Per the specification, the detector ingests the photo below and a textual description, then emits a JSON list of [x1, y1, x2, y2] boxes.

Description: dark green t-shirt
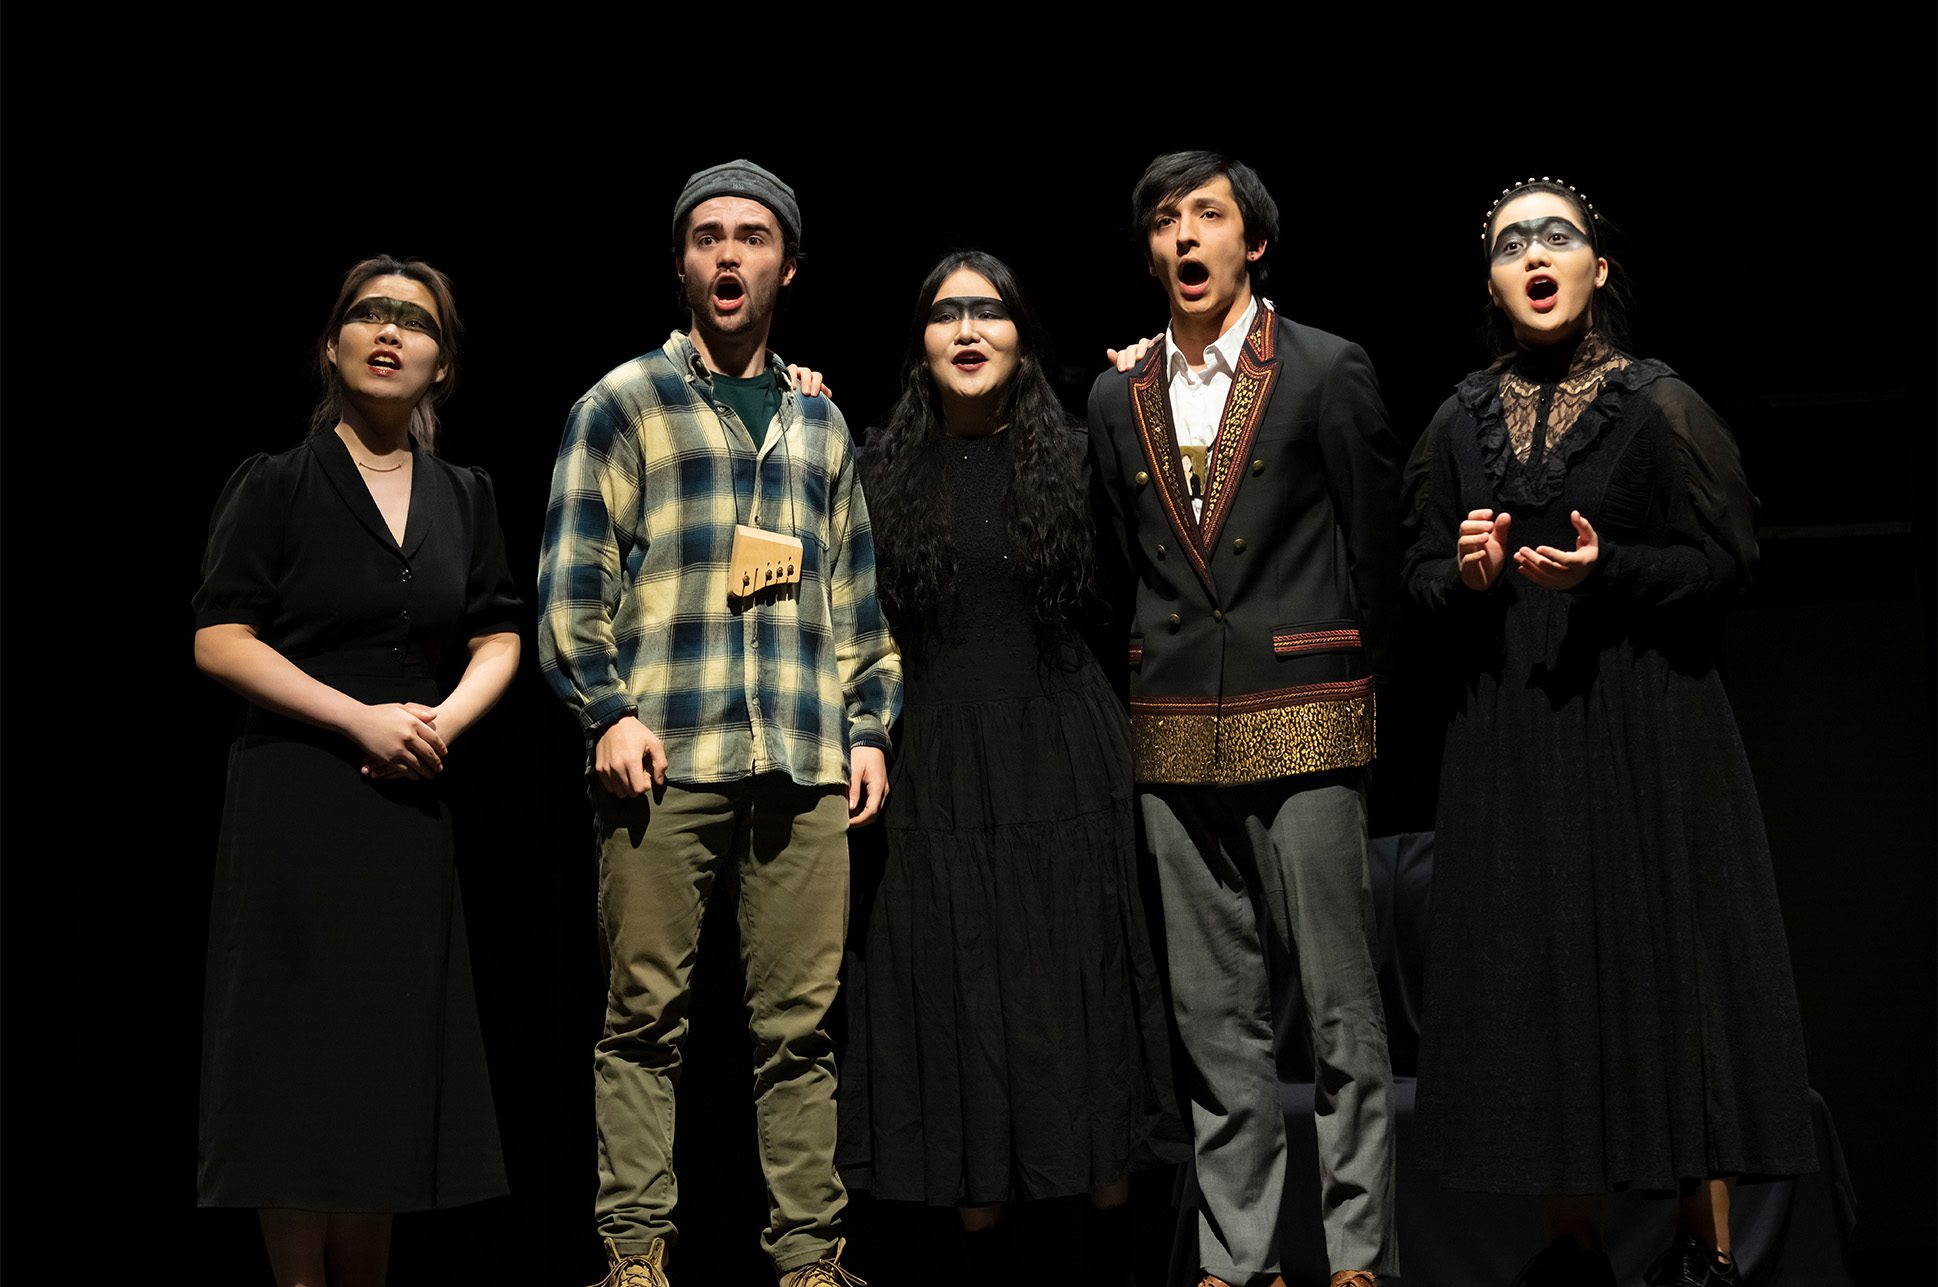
[[709, 370, 780, 445]]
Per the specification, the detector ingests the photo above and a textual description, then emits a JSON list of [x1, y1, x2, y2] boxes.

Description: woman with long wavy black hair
[[838, 250, 1184, 1277]]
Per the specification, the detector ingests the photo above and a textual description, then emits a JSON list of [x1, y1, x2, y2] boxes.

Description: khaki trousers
[[592, 774, 850, 1274]]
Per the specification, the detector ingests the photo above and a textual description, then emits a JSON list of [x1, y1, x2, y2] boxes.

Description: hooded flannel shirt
[[538, 331, 901, 788]]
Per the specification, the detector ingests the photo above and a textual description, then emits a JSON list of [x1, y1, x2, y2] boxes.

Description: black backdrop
[[4, 25, 1933, 1284]]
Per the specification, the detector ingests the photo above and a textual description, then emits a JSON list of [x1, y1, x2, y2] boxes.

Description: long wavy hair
[[862, 250, 1094, 653], [307, 255, 461, 452], [1480, 179, 1633, 361]]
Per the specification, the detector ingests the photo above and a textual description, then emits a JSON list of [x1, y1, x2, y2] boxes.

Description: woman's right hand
[[1457, 509, 1513, 591], [350, 702, 448, 780]]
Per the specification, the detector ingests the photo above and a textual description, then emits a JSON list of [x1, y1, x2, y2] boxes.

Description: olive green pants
[[592, 774, 850, 1274]]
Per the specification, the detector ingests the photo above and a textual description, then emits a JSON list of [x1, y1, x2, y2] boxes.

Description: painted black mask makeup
[[340, 295, 444, 347], [928, 296, 1012, 326], [1488, 217, 1594, 265]]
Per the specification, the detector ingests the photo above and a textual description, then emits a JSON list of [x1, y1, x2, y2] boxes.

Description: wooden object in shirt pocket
[[728, 524, 804, 601]]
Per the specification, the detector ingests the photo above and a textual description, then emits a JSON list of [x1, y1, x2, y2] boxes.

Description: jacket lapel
[[1198, 304, 1279, 556], [1128, 345, 1216, 595], [1128, 305, 1282, 592]]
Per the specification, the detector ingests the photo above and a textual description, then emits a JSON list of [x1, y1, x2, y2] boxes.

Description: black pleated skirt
[[839, 660, 1185, 1205]]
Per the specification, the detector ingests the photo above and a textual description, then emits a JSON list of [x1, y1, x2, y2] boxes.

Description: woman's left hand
[[1513, 510, 1600, 590], [787, 365, 832, 399]]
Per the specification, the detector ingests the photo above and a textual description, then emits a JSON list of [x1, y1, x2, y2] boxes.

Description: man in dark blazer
[[1087, 151, 1400, 1287]]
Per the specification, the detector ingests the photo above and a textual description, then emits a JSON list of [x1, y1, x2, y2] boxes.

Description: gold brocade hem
[[1129, 680, 1376, 785]]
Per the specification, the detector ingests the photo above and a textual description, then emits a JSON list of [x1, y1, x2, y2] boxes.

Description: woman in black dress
[[839, 251, 1184, 1274], [193, 256, 521, 1286], [1404, 182, 1815, 1287]]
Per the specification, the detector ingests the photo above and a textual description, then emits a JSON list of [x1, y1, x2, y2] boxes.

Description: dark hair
[[308, 255, 460, 452], [861, 250, 1094, 653], [1130, 150, 1280, 285], [1480, 179, 1633, 358]]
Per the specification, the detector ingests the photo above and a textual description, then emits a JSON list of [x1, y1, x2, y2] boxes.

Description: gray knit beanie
[[671, 160, 801, 252]]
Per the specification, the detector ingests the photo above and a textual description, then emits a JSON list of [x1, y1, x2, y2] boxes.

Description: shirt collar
[[668, 329, 794, 391], [1166, 294, 1260, 384]]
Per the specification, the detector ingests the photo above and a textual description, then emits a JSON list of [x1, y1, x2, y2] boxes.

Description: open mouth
[[1178, 261, 1211, 288], [1526, 277, 1559, 302], [714, 277, 745, 305], [367, 353, 402, 371], [953, 352, 987, 371]]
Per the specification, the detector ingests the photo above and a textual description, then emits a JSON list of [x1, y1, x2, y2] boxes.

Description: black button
[[1167, 613, 1181, 631], [400, 567, 413, 582], [1232, 538, 1246, 553], [1213, 610, 1224, 622], [390, 646, 402, 659], [400, 609, 411, 623], [1156, 543, 1167, 558], [1251, 459, 1265, 476]]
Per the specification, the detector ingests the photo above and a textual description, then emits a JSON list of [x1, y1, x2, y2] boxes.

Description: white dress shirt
[[1164, 295, 1264, 519]]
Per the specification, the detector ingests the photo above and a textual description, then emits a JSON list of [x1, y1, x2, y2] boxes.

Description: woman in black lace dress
[[1403, 182, 1815, 1287], [840, 250, 1184, 1276]]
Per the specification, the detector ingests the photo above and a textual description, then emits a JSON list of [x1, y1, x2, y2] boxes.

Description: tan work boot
[[778, 1237, 867, 1286], [596, 1236, 670, 1287]]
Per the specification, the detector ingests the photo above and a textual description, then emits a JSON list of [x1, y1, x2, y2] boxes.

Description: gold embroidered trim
[[1271, 627, 1362, 656], [1129, 360, 1206, 589], [1129, 681, 1376, 785], [1198, 325, 1279, 555], [1127, 306, 1280, 591]]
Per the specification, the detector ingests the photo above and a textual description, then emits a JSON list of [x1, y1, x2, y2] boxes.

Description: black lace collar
[[1455, 345, 1674, 509]]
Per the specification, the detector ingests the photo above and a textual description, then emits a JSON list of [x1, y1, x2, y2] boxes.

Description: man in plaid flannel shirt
[[538, 160, 899, 1287]]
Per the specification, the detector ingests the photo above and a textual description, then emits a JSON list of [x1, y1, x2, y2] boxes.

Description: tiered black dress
[[1403, 353, 1816, 1193], [839, 429, 1185, 1205], [193, 432, 519, 1210]]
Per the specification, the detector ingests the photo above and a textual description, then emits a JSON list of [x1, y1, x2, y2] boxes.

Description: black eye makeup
[[342, 296, 444, 346], [1489, 217, 1593, 264], [928, 296, 1012, 326]]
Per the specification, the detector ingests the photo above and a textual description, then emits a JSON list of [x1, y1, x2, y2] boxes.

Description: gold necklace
[[337, 424, 409, 472]]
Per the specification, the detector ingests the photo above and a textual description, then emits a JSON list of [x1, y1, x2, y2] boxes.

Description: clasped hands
[[352, 702, 449, 781], [1459, 508, 1600, 592]]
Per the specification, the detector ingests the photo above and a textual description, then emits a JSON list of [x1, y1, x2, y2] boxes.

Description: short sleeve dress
[[1402, 342, 1817, 1193], [838, 427, 1186, 1206], [193, 430, 520, 1210]]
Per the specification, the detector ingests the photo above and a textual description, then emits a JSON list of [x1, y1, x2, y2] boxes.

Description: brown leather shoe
[[1330, 1273, 1379, 1287]]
